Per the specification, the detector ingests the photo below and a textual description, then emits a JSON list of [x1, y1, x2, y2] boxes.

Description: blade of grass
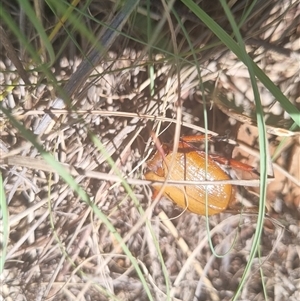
[[46, 0, 101, 61], [0, 8, 43, 66], [90, 132, 172, 300], [179, 1, 274, 298], [180, 0, 300, 128], [63, 0, 140, 97], [0, 104, 154, 301], [236, 0, 259, 28], [46, 0, 81, 43], [0, 25, 30, 85], [34, 0, 141, 135], [258, 245, 269, 301], [0, 172, 9, 273], [0, 7, 67, 100], [218, 0, 268, 299], [17, 0, 55, 65]]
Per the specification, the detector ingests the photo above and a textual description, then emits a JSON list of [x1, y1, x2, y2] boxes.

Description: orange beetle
[[144, 135, 257, 216]]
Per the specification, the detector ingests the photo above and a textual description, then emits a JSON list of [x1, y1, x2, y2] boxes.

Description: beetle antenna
[[150, 131, 168, 159]]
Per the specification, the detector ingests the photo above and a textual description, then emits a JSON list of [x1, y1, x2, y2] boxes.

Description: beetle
[[144, 134, 257, 216]]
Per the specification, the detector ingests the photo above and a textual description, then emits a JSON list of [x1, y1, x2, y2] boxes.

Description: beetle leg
[[181, 134, 214, 143], [181, 135, 259, 174], [151, 188, 160, 200], [181, 134, 232, 143], [207, 154, 259, 175], [180, 134, 216, 150], [150, 131, 168, 158]]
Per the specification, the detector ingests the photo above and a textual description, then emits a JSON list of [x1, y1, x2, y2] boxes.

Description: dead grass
[[1, 1, 300, 300]]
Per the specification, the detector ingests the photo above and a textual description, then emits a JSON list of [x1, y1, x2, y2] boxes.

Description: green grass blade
[[218, 0, 268, 299], [0, 172, 9, 273], [180, 0, 300, 128], [0, 104, 154, 301], [17, 0, 55, 65], [0, 8, 43, 66], [90, 132, 171, 299]]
